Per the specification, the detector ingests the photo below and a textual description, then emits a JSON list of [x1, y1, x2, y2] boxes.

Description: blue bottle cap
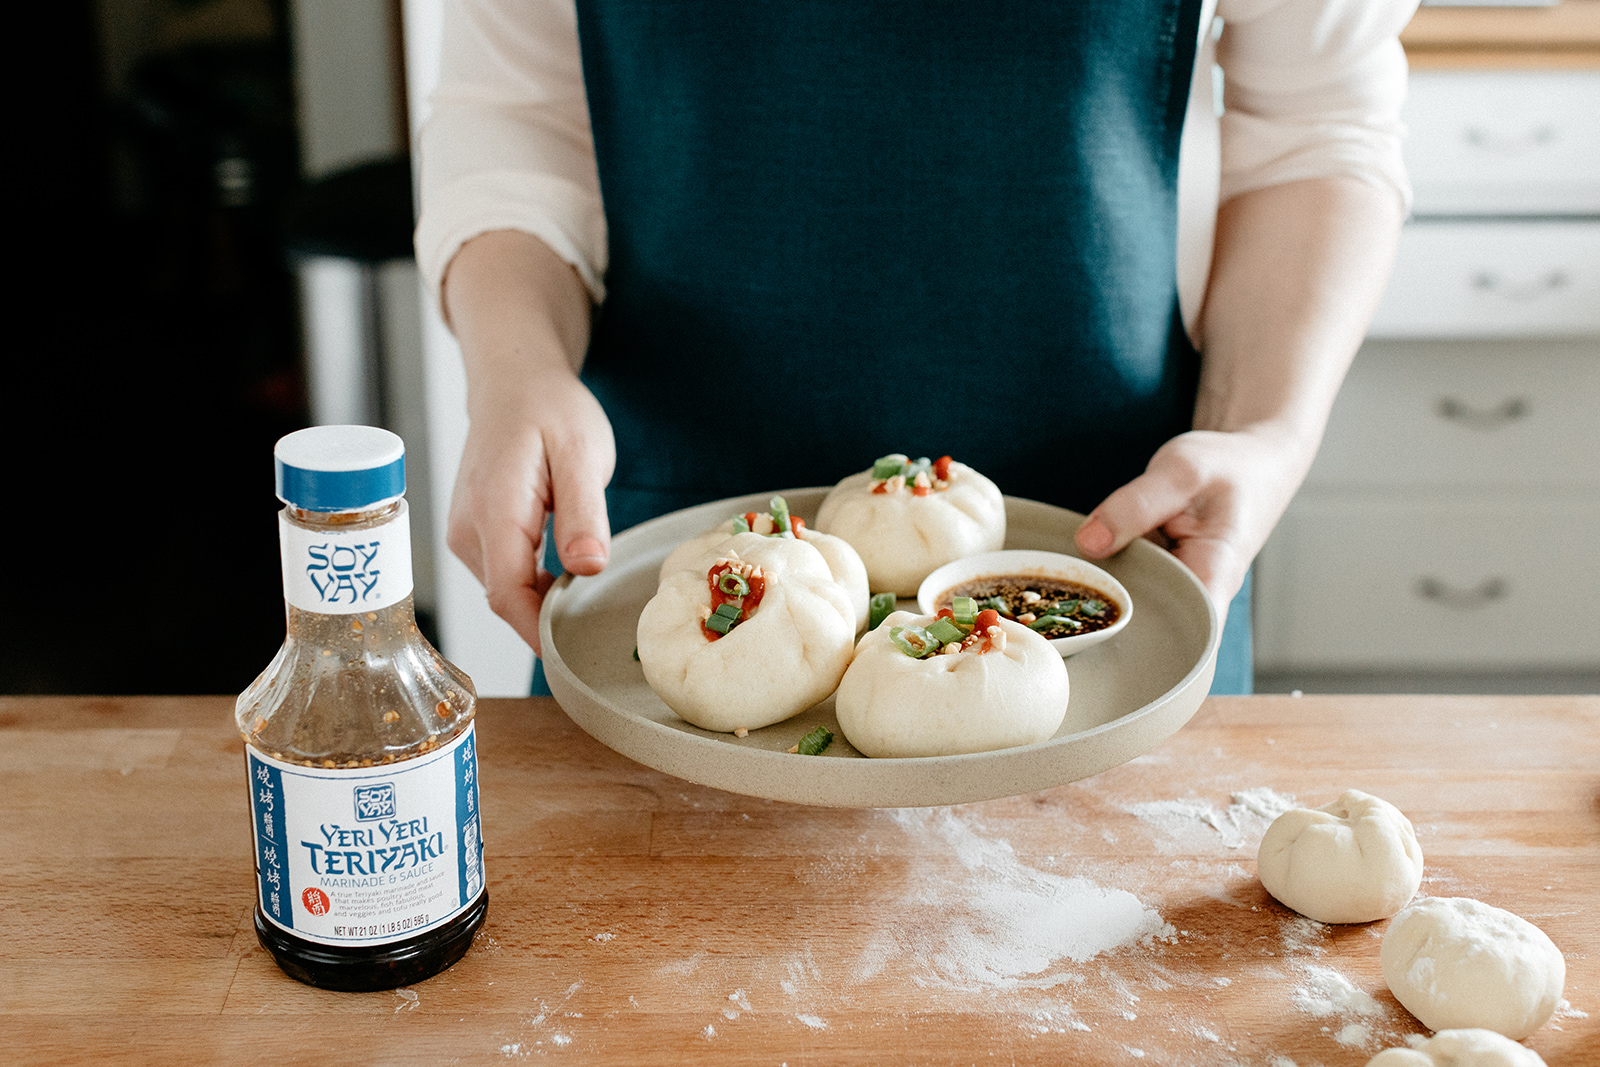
[[274, 425, 406, 511]]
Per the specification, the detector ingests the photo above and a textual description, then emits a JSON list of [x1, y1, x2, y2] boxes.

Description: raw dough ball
[[1256, 788, 1423, 923], [814, 456, 1005, 596], [637, 535, 856, 733], [1366, 1028, 1547, 1067], [1380, 897, 1565, 1040], [834, 610, 1070, 757], [658, 514, 869, 633]]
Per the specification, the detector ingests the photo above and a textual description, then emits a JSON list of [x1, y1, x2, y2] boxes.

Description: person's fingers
[[477, 507, 549, 654], [1074, 453, 1202, 559], [548, 428, 614, 578], [445, 488, 487, 584], [1169, 534, 1247, 607]]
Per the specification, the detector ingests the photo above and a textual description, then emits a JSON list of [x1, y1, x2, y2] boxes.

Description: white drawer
[[1306, 338, 1600, 489], [1254, 493, 1600, 670], [1368, 221, 1600, 338], [1404, 71, 1600, 215]]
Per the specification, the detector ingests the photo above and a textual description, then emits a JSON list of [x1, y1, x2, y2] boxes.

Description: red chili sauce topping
[[703, 562, 766, 641]]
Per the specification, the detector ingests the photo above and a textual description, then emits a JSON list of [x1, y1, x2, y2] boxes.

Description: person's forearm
[[440, 229, 614, 650], [443, 229, 594, 409], [1075, 176, 1405, 602], [1195, 176, 1404, 454]]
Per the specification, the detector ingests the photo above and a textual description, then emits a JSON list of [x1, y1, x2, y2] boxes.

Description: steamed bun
[[1380, 897, 1565, 1041], [658, 499, 869, 632], [1257, 789, 1423, 924], [835, 610, 1069, 757], [815, 454, 1005, 596], [1366, 1029, 1547, 1067], [637, 534, 856, 733]]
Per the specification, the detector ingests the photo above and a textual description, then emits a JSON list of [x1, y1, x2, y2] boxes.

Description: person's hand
[[441, 229, 607, 655], [1073, 426, 1314, 608], [446, 371, 615, 654]]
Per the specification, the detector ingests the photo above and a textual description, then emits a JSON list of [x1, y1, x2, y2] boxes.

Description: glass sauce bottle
[[238, 425, 487, 991]]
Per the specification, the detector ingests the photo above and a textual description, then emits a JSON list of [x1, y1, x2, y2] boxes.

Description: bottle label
[[279, 506, 414, 615], [246, 725, 486, 948]]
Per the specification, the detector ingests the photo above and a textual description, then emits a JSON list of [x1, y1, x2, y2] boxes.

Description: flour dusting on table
[[1123, 787, 1297, 851], [867, 807, 1174, 990]]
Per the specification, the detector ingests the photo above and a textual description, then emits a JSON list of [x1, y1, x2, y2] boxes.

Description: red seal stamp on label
[[301, 887, 331, 916]]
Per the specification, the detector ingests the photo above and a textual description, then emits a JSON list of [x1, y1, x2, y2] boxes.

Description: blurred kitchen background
[[3, 0, 1595, 698]]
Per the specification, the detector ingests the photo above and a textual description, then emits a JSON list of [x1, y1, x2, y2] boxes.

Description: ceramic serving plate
[[540, 488, 1218, 808]]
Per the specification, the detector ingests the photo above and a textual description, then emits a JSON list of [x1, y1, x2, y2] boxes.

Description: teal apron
[[556, 0, 1251, 693]]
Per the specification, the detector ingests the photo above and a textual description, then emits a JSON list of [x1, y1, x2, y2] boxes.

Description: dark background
[[4, 1, 308, 694]]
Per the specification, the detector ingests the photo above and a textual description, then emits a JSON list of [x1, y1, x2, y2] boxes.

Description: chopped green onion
[[796, 725, 834, 756], [731, 515, 751, 534], [718, 572, 750, 597], [872, 456, 905, 479], [951, 596, 977, 626], [768, 496, 791, 535], [979, 596, 1008, 614], [632, 645, 640, 661], [713, 601, 743, 620], [705, 613, 736, 634], [1054, 599, 1081, 614], [926, 618, 965, 645], [1081, 599, 1107, 617], [1029, 614, 1081, 632], [905, 456, 933, 482], [890, 625, 937, 658], [868, 592, 897, 630]]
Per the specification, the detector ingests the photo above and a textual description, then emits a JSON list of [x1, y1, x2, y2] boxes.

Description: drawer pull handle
[[1462, 124, 1557, 156], [1435, 396, 1529, 431], [1470, 269, 1570, 302], [1414, 576, 1508, 610]]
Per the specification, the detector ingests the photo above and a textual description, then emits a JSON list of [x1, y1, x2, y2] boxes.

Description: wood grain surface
[[1403, 0, 1600, 69], [1, 694, 1595, 1066]]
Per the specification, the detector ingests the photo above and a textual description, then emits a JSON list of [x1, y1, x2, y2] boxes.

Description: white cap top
[[273, 425, 406, 510]]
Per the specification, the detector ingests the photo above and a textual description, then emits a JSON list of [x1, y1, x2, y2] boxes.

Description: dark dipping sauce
[[938, 576, 1121, 640]]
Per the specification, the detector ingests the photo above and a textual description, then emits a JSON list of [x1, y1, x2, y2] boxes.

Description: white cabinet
[[1256, 69, 1600, 677], [1402, 70, 1600, 216], [1370, 221, 1600, 337]]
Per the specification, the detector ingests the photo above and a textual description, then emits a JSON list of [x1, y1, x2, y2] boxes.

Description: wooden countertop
[[2, 694, 1595, 1065], [1404, 0, 1600, 69]]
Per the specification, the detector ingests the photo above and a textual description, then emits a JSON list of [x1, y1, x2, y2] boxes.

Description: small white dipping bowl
[[916, 549, 1133, 659]]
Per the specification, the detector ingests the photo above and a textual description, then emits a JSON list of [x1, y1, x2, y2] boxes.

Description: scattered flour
[[1279, 916, 1330, 957], [1123, 787, 1297, 851], [867, 808, 1174, 990], [1292, 964, 1382, 1019], [795, 1013, 829, 1030], [1334, 1021, 1374, 1047]]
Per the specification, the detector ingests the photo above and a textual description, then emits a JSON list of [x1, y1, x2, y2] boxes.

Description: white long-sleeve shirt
[[415, 0, 1417, 338]]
